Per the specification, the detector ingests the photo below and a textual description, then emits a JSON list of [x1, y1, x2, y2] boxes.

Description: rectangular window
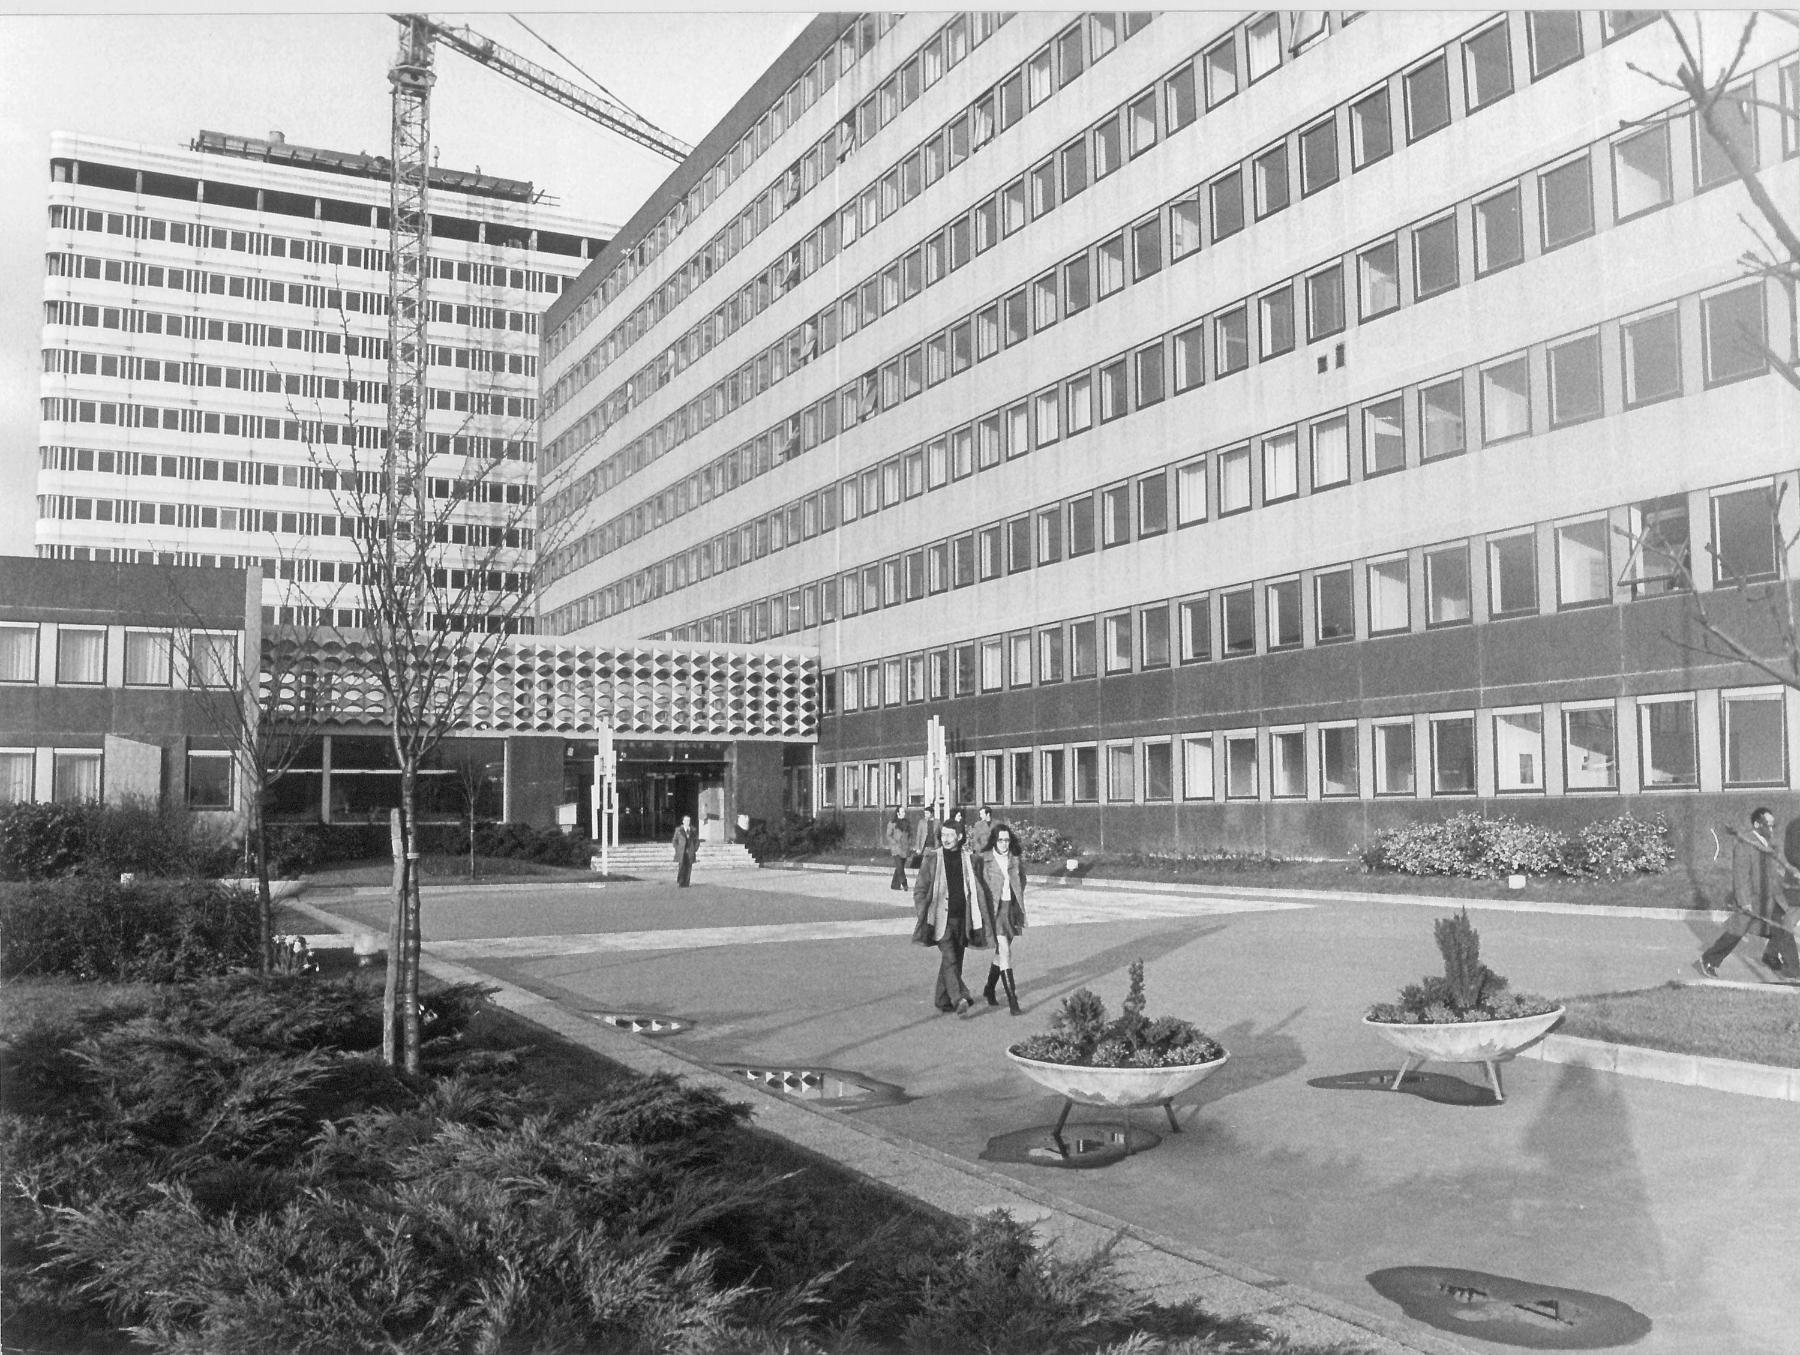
[[1037, 506, 1064, 564], [1363, 395, 1406, 474], [1540, 153, 1595, 249], [1218, 445, 1251, 513], [1176, 458, 1208, 525], [1270, 730, 1306, 798], [1713, 484, 1780, 583], [1041, 747, 1067, 803], [1425, 544, 1471, 625], [1260, 285, 1294, 358], [1211, 169, 1244, 240], [1463, 20, 1513, 110], [1064, 254, 1091, 315], [1359, 238, 1400, 319], [1421, 376, 1466, 460], [1038, 626, 1065, 683], [1073, 745, 1099, 801], [1254, 143, 1289, 217], [1406, 55, 1451, 141], [0, 625, 38, 683], [1179, 596, 1211, 662], [1060, 137, 1089, 201], [1009, 632, 1032, 687], [1222, 588, 1256, 656], [1093, 114, 1123, 179], [906, 654, 926, 702], [1135, 342, 1165, 408], [1300, 118, 1338, 197], [1495, 710, 1544, 792], [1625, 494, 1690, 598], [1071, 619, 1097, 679], [953, 644, 977, 696], [1622, 307, 1681, 407], [1169, 195, 1201, 263], [1140, 605, 1171, 669], [1245, 12, 1282, 82], [1311, 415, 1350, 489], [1528, 10, 1583, 79], [1556, 518, 1611, 606], [1034, 388, 1061, 446], [1096, 234, 1126, 297], [1613, 123, 1673, 219], [52, 750, 102, 804], [1481, 355, 1531, 442], [0, 750, 32, 805], [1099, 361, 1128, 421], [1225, 733, 1259, 798], [1104, 612, 1133, 672], [1723, 692, 1786, 785], [1320, 726, 1359, 796], [1307, 265, 1345, 342], [1107, 743, 1136, 801], [1488, 533, 1539, 616], [1548, 332, 1602, 426], [123, 629, 172, 686], [1010, 749, 1034, 805], [1413, 213, 1458, 297], [1262, 431, 1297, 501], [1702, 283, 1766, 385], [186, 750, 233, 809], [1032, 271, 1059, 330], [1142, 740, 1173, 801], [1564, 705, 1618, 790], [1696, 82, 1758, 189], [1182, 734, 1215, 799], [1132, 215, 1162, 279], [1066, 372, 1094, 433], [1474, 186, 1523, 274], [1204, 35, 1237, 107], [1266, 579, 1302, 649], [1315, 568, 1355, 641], [56, 627, 106, 685], [1216, 307, 1248, 376], [1166, 63, 1197, 131], [1639, 697, 1698, 788], [1138, 471, 1168, 536], [1351, 86, 1392, 168], [1431, 715, 1476, 794], [1128, 90, 1157, 156], [1368, 557, 1410, 633], [1374, 722, 1416, 794], [979, 640, 1003, 693]]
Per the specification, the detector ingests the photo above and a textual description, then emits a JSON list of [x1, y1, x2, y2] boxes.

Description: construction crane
[[382, 12, 691, 535]]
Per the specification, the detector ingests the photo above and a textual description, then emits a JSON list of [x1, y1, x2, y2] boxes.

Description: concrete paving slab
[[291, 872, 1800, 1355]]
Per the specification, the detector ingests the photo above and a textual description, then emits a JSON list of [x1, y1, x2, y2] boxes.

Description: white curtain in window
[[56, 629, 105, 684], [52, 752, 101, 803], [0, 751, 33, 804], [0, 627, 36, 683], [125, 631, 172, 686]]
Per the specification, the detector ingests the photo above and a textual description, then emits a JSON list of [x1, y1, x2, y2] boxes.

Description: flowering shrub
[[1011, 960, 1223, 1067], [1008, 821, 1078, 864], [1366, 909, 1559, 1023], [1366, 811, 1672, 881]]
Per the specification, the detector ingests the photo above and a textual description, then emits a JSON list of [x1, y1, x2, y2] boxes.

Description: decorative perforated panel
[[262, 634, 817, 739]]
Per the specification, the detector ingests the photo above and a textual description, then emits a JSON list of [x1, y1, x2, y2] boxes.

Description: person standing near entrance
[[912, 818, 987, 1014], [1699, 807, 1799, 977], [886, 807, 912, 891], [976, 824, 1027, 1015], [672, 814, 698, 887]]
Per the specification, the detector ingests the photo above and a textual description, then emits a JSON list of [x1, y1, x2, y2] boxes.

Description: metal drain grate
[[725, 1066, 903, 1108], [595, 1014, 688, 1036]]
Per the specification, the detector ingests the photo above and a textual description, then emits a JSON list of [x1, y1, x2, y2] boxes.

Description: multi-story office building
[[35, 130, 614, 626], [539, 11, 1800, 854]]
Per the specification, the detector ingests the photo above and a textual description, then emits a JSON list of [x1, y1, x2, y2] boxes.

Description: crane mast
[[385, 14, 435, 548]]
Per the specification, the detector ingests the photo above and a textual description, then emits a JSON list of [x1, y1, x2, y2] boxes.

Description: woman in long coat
[[885, 807, 912, 891], [975, 823, 1027, 1014]]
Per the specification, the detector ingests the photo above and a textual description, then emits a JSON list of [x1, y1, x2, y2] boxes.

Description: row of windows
[[545, 20, 1779, 589], [547, 11, 1173, 434], [36, 492, 533, 553], [542, 9, 1353, 523], [48, 202, 576, 293], [556, 262, 1771, 641], [0, 623, 238, 688], [817, 686, 1794, 811], [0, 746, 233, 811], [47, 249, 545, 334], [554, 12, 991, 360]]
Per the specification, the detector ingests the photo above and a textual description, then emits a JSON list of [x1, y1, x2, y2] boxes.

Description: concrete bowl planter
[[1363, 1007, 1564, 1102], [1007, 1045, 1229, 1135]]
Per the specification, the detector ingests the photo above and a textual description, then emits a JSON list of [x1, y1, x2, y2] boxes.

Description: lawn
[[1558, 983, 1800, 1067], [300, 852, 624, 887], [787, 848, 1731, 911]]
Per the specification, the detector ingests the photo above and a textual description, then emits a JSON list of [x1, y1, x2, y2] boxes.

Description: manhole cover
[[982, 1124, 1161, 1168], [1368, 1267, 1651, 1348], [724, 1065, 903, 1109], [1309, 1069, 1499, 1107], [594, 1014, 688, 1036]]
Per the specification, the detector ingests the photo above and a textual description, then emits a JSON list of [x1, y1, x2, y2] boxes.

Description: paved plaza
[[306, 867, 1799, 1355]]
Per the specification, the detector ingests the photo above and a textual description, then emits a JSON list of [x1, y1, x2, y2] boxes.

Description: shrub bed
[[0, 801, 237, 882], [745, 811, 847, 860], [1363, 811, 1674, 881], [0, 878, 260, 982], [1, 976, 1310, 1355]]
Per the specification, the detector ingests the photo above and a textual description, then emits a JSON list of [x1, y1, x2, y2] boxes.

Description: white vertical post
[[596, 723, 615, 876]]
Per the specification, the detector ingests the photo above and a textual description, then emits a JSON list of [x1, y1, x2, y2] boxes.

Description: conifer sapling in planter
[[1363, 909, 1563, 1102], [1007, 960, 1228, 1135]]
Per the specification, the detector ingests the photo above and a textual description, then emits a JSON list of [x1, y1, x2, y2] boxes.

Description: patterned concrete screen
[[1368, 1267, 1651, 1348], [724, 1066, 903, 1110], [264, 634, 816, 738]]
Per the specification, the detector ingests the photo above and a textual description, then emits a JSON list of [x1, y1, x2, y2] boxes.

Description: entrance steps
[[592, 841, 762, 873]]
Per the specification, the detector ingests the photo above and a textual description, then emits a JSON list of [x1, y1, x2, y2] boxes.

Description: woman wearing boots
[[977, 824, 1027, 1015], [885, 807, 912, 891]]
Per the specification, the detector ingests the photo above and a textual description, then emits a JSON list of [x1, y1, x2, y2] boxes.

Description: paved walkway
[[299, 868, 1799, 1355]]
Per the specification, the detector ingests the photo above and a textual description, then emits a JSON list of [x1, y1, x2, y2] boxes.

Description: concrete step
[[590, 842, 762, 870]]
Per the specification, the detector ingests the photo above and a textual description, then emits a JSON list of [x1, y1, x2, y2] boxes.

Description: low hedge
[[746, 811, 847, 860], [1364, 811, 1675, 881], [0, 878, 260, 982], [0, 800, 238, 882]]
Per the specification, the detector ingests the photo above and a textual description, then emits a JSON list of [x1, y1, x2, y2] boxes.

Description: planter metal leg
[[1053, 1098, 1073, 1138], [1482, 1060, 1505, 1103], [1162, 1099, 1181, 1132], [1391, 1055, 1421, 1091]]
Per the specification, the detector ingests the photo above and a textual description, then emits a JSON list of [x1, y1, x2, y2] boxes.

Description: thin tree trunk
[[383, 806, 404, 1066], [253, 793, 273, 975], [400, 766, 422, 1074]]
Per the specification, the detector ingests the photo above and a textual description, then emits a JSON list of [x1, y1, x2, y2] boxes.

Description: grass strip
[[1559, 983, 1800, 1068]]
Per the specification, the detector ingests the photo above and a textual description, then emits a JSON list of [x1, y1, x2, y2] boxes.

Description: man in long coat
[[912, 818, 987, 1014]]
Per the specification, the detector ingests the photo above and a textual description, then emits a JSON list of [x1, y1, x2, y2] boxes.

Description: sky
[[0, 7, 816, 557]]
